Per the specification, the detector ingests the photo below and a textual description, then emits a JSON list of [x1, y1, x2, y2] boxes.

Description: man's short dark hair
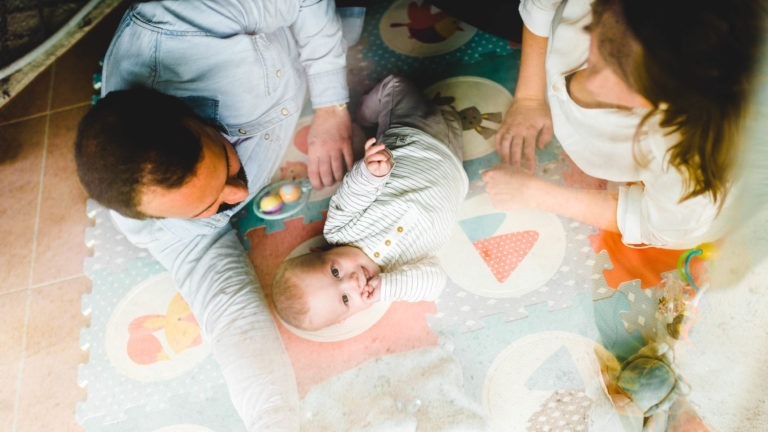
[[74, 88, 204, 219]]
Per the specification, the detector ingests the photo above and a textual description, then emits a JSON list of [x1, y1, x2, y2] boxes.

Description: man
[[75, 1, 356, 430]]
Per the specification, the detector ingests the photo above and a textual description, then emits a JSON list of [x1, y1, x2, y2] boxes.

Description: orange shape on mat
[[473, 231, 539, 283], [589, 230, 703, 290]]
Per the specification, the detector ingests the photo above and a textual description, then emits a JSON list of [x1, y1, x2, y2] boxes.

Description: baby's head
[[271, 246, 381, 331]]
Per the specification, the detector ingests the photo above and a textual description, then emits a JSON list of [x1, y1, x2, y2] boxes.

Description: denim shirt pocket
[[250, 34, 280, 96], [179, 96, 221, 127]]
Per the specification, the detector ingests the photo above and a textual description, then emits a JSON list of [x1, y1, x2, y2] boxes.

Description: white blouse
[[520, 0, 729, 248]]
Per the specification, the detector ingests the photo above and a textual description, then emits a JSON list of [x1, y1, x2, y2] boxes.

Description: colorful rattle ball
[[259, 194, 283, 214], [278, 183, 302, 203]]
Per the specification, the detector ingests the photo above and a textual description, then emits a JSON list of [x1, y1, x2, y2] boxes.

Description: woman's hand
[[481, 164, 541, 211], [494, 97, 554, 171]]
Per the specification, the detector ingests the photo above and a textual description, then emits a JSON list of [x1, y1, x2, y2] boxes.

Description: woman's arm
[[495, 26, 554, 171], [482, 164, 619, 231]]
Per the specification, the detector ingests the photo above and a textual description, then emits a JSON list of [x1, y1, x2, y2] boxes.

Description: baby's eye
[[331, 266, 340, 279], [342, 294, 349, 305]]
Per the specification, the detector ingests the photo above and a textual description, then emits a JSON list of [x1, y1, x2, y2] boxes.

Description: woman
[[484, 0, 764, 248]]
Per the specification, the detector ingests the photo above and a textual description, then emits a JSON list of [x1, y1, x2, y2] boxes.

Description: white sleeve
[[379, 256, 447, 302], [111, 214, 299, 431], [519, 0, 564, 37], [617, 174, 723, 249]]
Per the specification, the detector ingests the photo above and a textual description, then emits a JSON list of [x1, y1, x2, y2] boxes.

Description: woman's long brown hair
[[596, 0, 765, 204]]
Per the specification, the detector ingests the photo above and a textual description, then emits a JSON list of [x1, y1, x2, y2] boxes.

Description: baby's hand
[[362, 274, 382, 304], [363, 137, 393, 177]]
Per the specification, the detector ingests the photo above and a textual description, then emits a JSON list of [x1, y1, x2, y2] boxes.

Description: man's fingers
[[330, 153, 345, 184], [343, 145, 354, 172], [308, 161, 322, 190], [317, 157, 334, 188]]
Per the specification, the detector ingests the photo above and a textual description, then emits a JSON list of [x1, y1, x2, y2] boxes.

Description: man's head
[[271, 246, 381, 331], [74, 88, 249, 219]]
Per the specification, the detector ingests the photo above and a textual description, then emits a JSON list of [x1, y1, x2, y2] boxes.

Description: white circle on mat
[[425, 77, 512, 160], [152, 426, 214, 432], [380, 0, 476, 57], [277, 236, 390, 342], [439, 193, 566, 298], [483, 332, 618, 432], [105, 272, 211, 382]]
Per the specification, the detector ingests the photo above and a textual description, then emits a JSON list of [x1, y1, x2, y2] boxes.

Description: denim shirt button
[[281, 108, 289, 116], [276, 69, 282, 77], [264, 133, 270, 140], [238, 128, 247, 134]]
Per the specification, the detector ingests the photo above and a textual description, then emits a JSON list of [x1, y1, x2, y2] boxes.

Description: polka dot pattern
[[473, 231, 539, 283]]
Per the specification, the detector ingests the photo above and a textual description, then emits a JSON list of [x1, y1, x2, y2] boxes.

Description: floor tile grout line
[[0, 101, 91, 128], [12, 63, 56, 432], [29, 273, 87, 290], [0, 273, 87, 299]]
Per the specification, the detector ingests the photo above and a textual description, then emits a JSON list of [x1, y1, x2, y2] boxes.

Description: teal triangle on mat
[[458, 213, 505, 243], [524, 346, 585, 391]]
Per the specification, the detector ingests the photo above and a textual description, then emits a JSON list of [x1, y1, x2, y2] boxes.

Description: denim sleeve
[[110, 213, 300, 431], [291, 0, 349, 107]]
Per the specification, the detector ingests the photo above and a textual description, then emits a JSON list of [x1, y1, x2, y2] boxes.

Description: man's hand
[[363, 137, 393, 177], [494, 97, 554, 172], [307, 105, 353, 189]]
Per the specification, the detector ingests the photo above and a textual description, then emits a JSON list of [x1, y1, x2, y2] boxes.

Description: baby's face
[[298, 246, 381, 330]]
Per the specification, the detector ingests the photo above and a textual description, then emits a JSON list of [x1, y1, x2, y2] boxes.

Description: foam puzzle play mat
[[77, 1, 718, 430]]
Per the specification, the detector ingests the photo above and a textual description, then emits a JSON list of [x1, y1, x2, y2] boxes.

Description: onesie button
[[276, 69, 282, 77], [374, 252, 380, 258], [397, 226, 404, 233], [385, 239, 391, 246], [238, 128, 247, 135], [281, 108, 289, 116], [264, 133, 270, 140]]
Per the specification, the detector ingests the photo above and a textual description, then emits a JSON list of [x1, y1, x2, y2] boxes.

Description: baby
[[271, 75, 468, 331]]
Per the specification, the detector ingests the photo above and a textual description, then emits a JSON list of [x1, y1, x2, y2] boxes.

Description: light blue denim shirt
[[100, 1, 352, 430]]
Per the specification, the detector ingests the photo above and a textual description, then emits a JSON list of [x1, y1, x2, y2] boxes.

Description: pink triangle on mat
[[473, 231, 539, 283]]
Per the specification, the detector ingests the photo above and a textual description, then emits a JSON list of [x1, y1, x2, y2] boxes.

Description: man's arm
[[111, 214, 299, 431], [290, 0, 353, 189]]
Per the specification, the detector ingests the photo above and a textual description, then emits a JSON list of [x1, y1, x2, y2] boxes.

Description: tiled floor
[[0, 4, 127, 432]]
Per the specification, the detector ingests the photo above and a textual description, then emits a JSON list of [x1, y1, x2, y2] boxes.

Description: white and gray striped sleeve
[[325, 159, 390, 240], [378, 256, 447, 302]]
